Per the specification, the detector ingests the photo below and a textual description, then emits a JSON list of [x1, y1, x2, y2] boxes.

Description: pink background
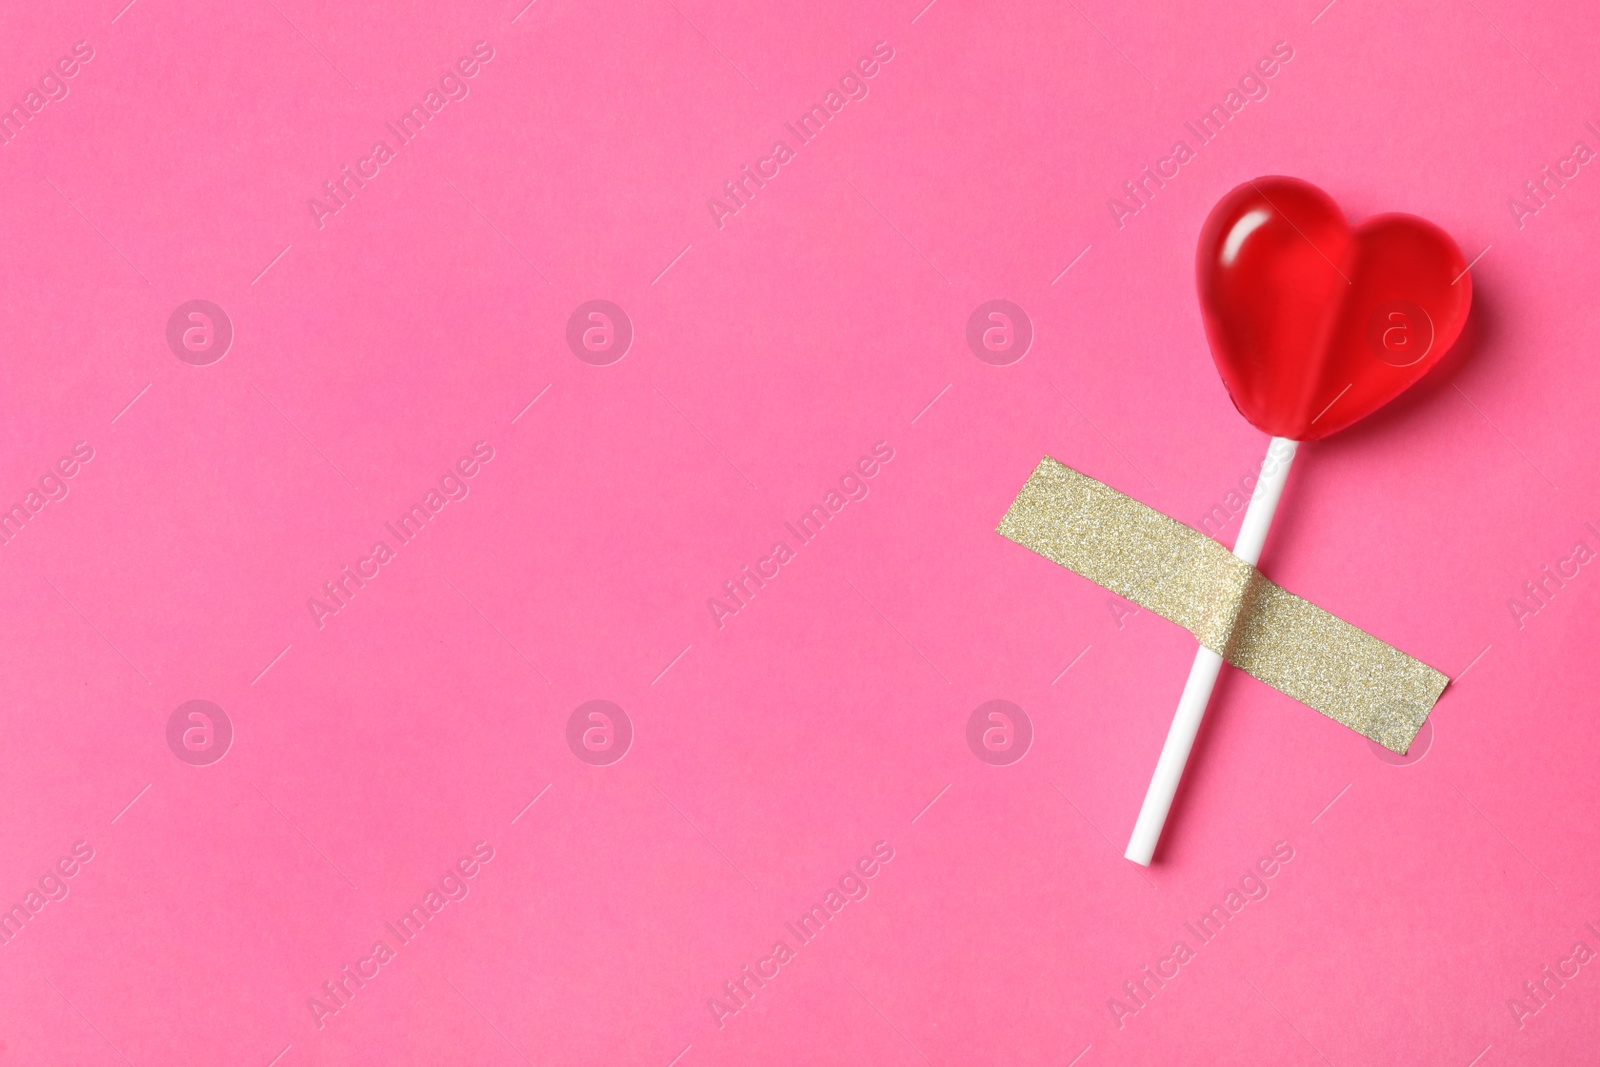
[[1, 0, 1599, 1063]]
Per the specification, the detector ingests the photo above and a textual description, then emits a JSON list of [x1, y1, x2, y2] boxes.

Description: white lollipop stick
[[1124, 436, 1298, 866]]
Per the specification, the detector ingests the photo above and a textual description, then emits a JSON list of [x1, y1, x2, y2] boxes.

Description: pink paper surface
[[2, 1, 1599, 1063]]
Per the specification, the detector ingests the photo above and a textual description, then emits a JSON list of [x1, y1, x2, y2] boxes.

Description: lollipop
[[1121, 176, 1473, 864]]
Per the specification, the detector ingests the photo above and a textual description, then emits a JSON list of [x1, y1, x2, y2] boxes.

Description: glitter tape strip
[[997, 456, 1447, 753]]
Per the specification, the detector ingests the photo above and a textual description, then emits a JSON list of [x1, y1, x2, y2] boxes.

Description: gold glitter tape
[[997, 457, 1447, 753]]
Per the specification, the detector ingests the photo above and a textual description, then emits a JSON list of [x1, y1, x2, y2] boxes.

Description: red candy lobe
[[1196, 177, 1472, 441]]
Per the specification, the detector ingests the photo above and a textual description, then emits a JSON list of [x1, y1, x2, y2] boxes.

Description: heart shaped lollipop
[[1124, 177, 1472, 866], [1197, 176, 1472, 440]]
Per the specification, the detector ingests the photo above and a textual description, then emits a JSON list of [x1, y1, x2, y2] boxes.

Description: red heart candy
[[1196, 176, 1472, 441]]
